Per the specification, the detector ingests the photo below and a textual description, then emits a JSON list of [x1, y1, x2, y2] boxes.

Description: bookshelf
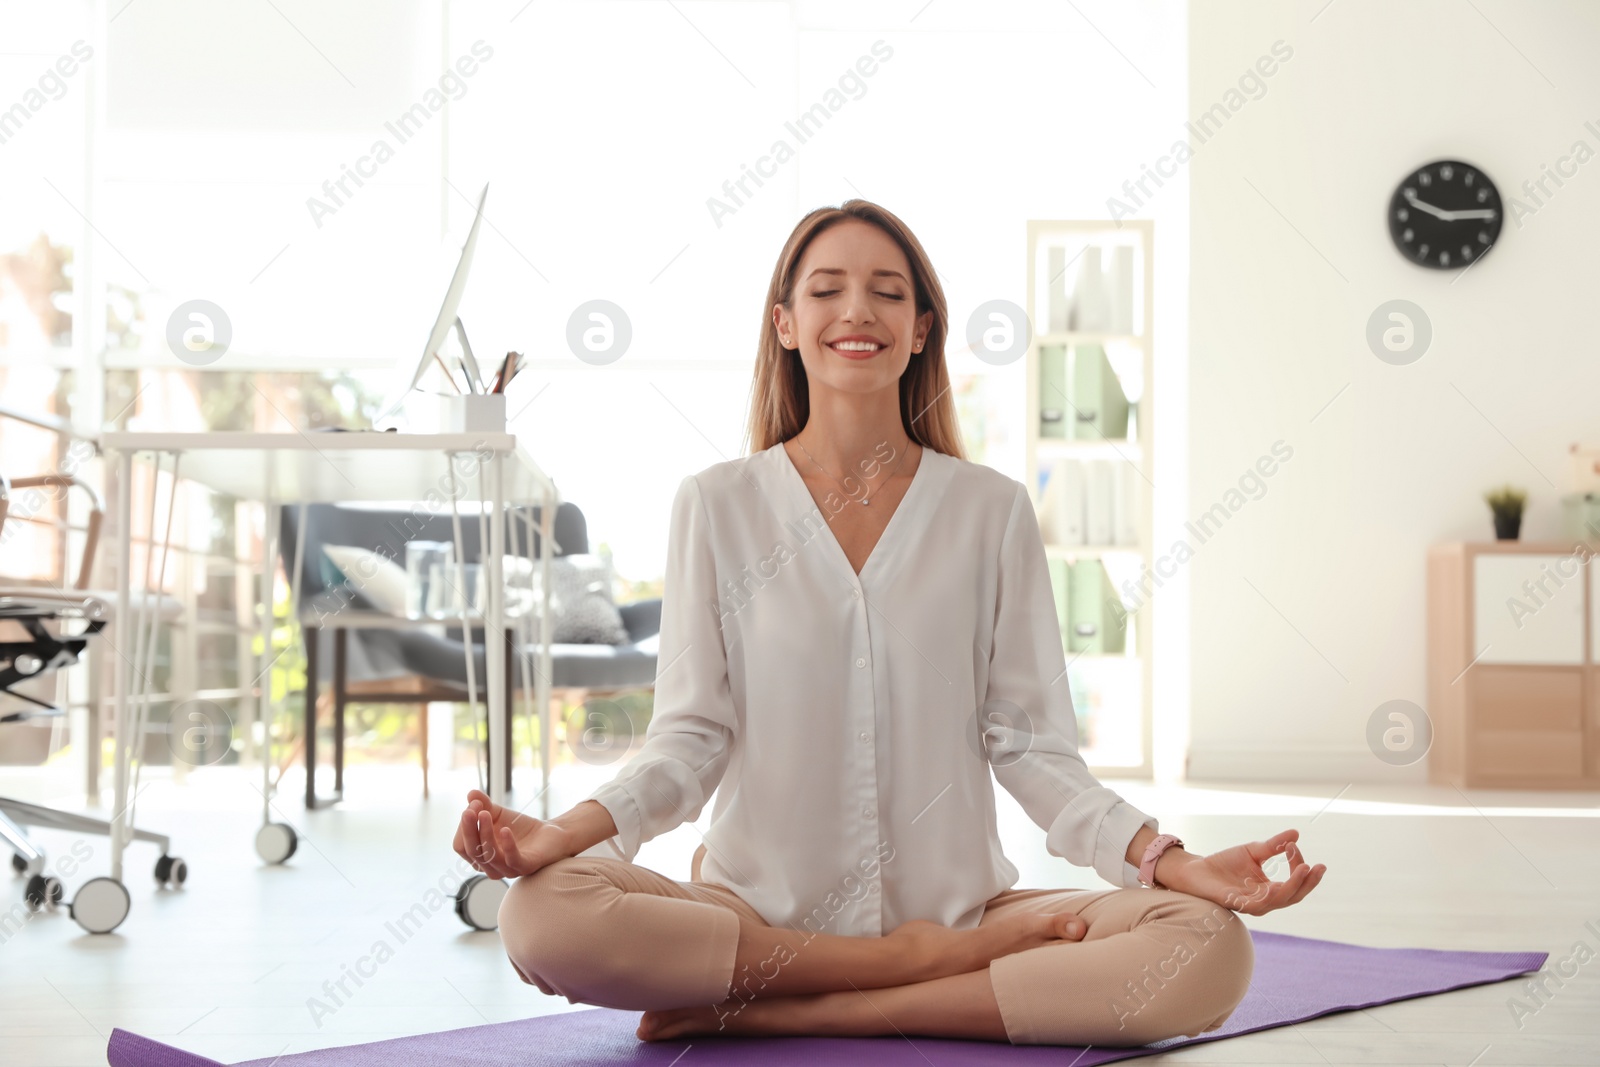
[[1024, 220, 1154, 777]]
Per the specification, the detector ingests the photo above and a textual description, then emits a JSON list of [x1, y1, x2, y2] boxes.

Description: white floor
[[3, 760, 1598, 1066]]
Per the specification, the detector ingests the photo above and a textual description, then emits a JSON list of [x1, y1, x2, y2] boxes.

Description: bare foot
[[638, 1003, 735, 1041], [965, 910, 1087, 969], [888, 912, 1086, 980]]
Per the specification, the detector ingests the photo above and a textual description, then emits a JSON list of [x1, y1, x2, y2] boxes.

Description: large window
[[6, 0, 1189, 590]]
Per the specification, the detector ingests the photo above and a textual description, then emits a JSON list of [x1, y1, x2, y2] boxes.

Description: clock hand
[[1441, 208, 1498, 222], [1403, 190, 1453, 220]]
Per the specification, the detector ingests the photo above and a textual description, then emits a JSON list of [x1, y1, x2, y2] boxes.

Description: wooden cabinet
[[1427, 541, 1599, 787]]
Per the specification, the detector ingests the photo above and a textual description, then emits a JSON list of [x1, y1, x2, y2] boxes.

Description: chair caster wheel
[[455, 873, 507, 931], [71, 877, 131, 934], [154, 855, 188, 887], [12, 851, 44, 877], [255, 823, 298, 865], [24, 873, 63, 911]]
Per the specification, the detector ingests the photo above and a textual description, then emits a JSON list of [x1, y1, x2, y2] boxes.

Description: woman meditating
[[453, 199, 1326, 1047]]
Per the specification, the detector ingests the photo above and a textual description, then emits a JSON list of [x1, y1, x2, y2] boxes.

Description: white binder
[[1052, 460, 1086, 546], [1112, 460, 1140, 545], [1085, 460, 1112, 545]]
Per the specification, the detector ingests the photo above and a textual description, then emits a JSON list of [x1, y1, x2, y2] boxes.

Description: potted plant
[[1483, 485, 1527, 541]]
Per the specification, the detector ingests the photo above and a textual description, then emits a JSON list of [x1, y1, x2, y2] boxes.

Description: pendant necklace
[[793, 435, 915, 508]]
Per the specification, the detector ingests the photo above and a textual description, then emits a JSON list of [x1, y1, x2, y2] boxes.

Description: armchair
[[280, 500, 660, 808]]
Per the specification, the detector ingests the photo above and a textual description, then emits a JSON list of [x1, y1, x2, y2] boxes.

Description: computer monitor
[[373, 181, 490, 427]]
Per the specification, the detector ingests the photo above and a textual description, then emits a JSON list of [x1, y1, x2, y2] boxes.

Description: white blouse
[[580, 440, 1160, 936]]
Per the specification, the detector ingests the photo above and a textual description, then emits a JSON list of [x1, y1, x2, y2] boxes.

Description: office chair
[[0, 461, 188, 935]]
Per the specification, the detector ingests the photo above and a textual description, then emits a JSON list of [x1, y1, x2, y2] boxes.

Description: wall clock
[[1387, 159, 1502, 269]]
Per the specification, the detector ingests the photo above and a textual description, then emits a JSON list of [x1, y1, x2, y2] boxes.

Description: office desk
[[101, 432, 560, 887]]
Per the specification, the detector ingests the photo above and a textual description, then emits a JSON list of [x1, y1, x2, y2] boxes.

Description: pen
[[492, 351, 522, 394], [433, 351, 464, 394]]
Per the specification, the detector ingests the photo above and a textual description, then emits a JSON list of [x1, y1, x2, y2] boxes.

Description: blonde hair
[[742, 199, 968, 461]]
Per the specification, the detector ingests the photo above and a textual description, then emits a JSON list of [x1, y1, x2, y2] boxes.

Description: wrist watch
[[1138, 833, 1184, 888]]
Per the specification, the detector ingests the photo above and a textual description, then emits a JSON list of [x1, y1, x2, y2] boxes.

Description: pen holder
[[442, 393, 506, 433]]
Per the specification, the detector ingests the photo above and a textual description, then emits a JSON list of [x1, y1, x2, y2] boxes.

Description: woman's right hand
[[453, 789, 576, 880]]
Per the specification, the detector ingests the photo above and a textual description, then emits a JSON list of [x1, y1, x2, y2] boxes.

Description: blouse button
[[855, 657, 866, 668], [863, 807, 875, 819], [851, 588, 861, 599], [858, 731, 869, 742]]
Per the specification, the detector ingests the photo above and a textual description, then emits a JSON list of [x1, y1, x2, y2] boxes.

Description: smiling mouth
[[826, 340, 887, 355]]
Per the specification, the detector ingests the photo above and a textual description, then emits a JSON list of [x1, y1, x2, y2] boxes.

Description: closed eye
[[811, 289, 906, 300]]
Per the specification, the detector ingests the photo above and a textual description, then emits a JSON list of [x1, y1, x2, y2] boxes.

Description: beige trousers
[[497, 854, 1254, 1047]]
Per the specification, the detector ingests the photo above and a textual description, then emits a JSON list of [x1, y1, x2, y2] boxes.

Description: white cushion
[[321, 545, 410, 616]]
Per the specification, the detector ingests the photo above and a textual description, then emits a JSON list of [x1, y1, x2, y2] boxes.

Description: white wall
[[443, 0, 1193, 586], [1187, 0, 1600, 781], [61, 0, 1192, 592]]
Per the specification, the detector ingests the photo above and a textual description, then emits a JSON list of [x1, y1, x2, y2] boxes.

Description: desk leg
[[446, 453, 482, 795], [486, 451, 507, 803], [504, 627, 514, 789], [257, 499, 283, 831], [110, 449, 133, 881], [304, 625, 319, 809], [538, 487, 554, 820], [259, 499, 280, 827]]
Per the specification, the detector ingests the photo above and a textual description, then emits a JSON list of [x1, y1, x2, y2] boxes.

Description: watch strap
[[1138, 833, 1183, 888]]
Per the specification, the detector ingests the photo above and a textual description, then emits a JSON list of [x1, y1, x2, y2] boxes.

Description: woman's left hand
[[1161, 829, 1326, 915]]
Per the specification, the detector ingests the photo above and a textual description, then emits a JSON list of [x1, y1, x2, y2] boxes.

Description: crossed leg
[[497, 856, 1254, 1047]]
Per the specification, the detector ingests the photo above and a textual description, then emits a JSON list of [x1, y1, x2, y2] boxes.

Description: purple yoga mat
[[106, 930, 1547, 1067]]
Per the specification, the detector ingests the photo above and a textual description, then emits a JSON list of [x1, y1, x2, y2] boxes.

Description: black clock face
[[1387, 160, 1502, 270]]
